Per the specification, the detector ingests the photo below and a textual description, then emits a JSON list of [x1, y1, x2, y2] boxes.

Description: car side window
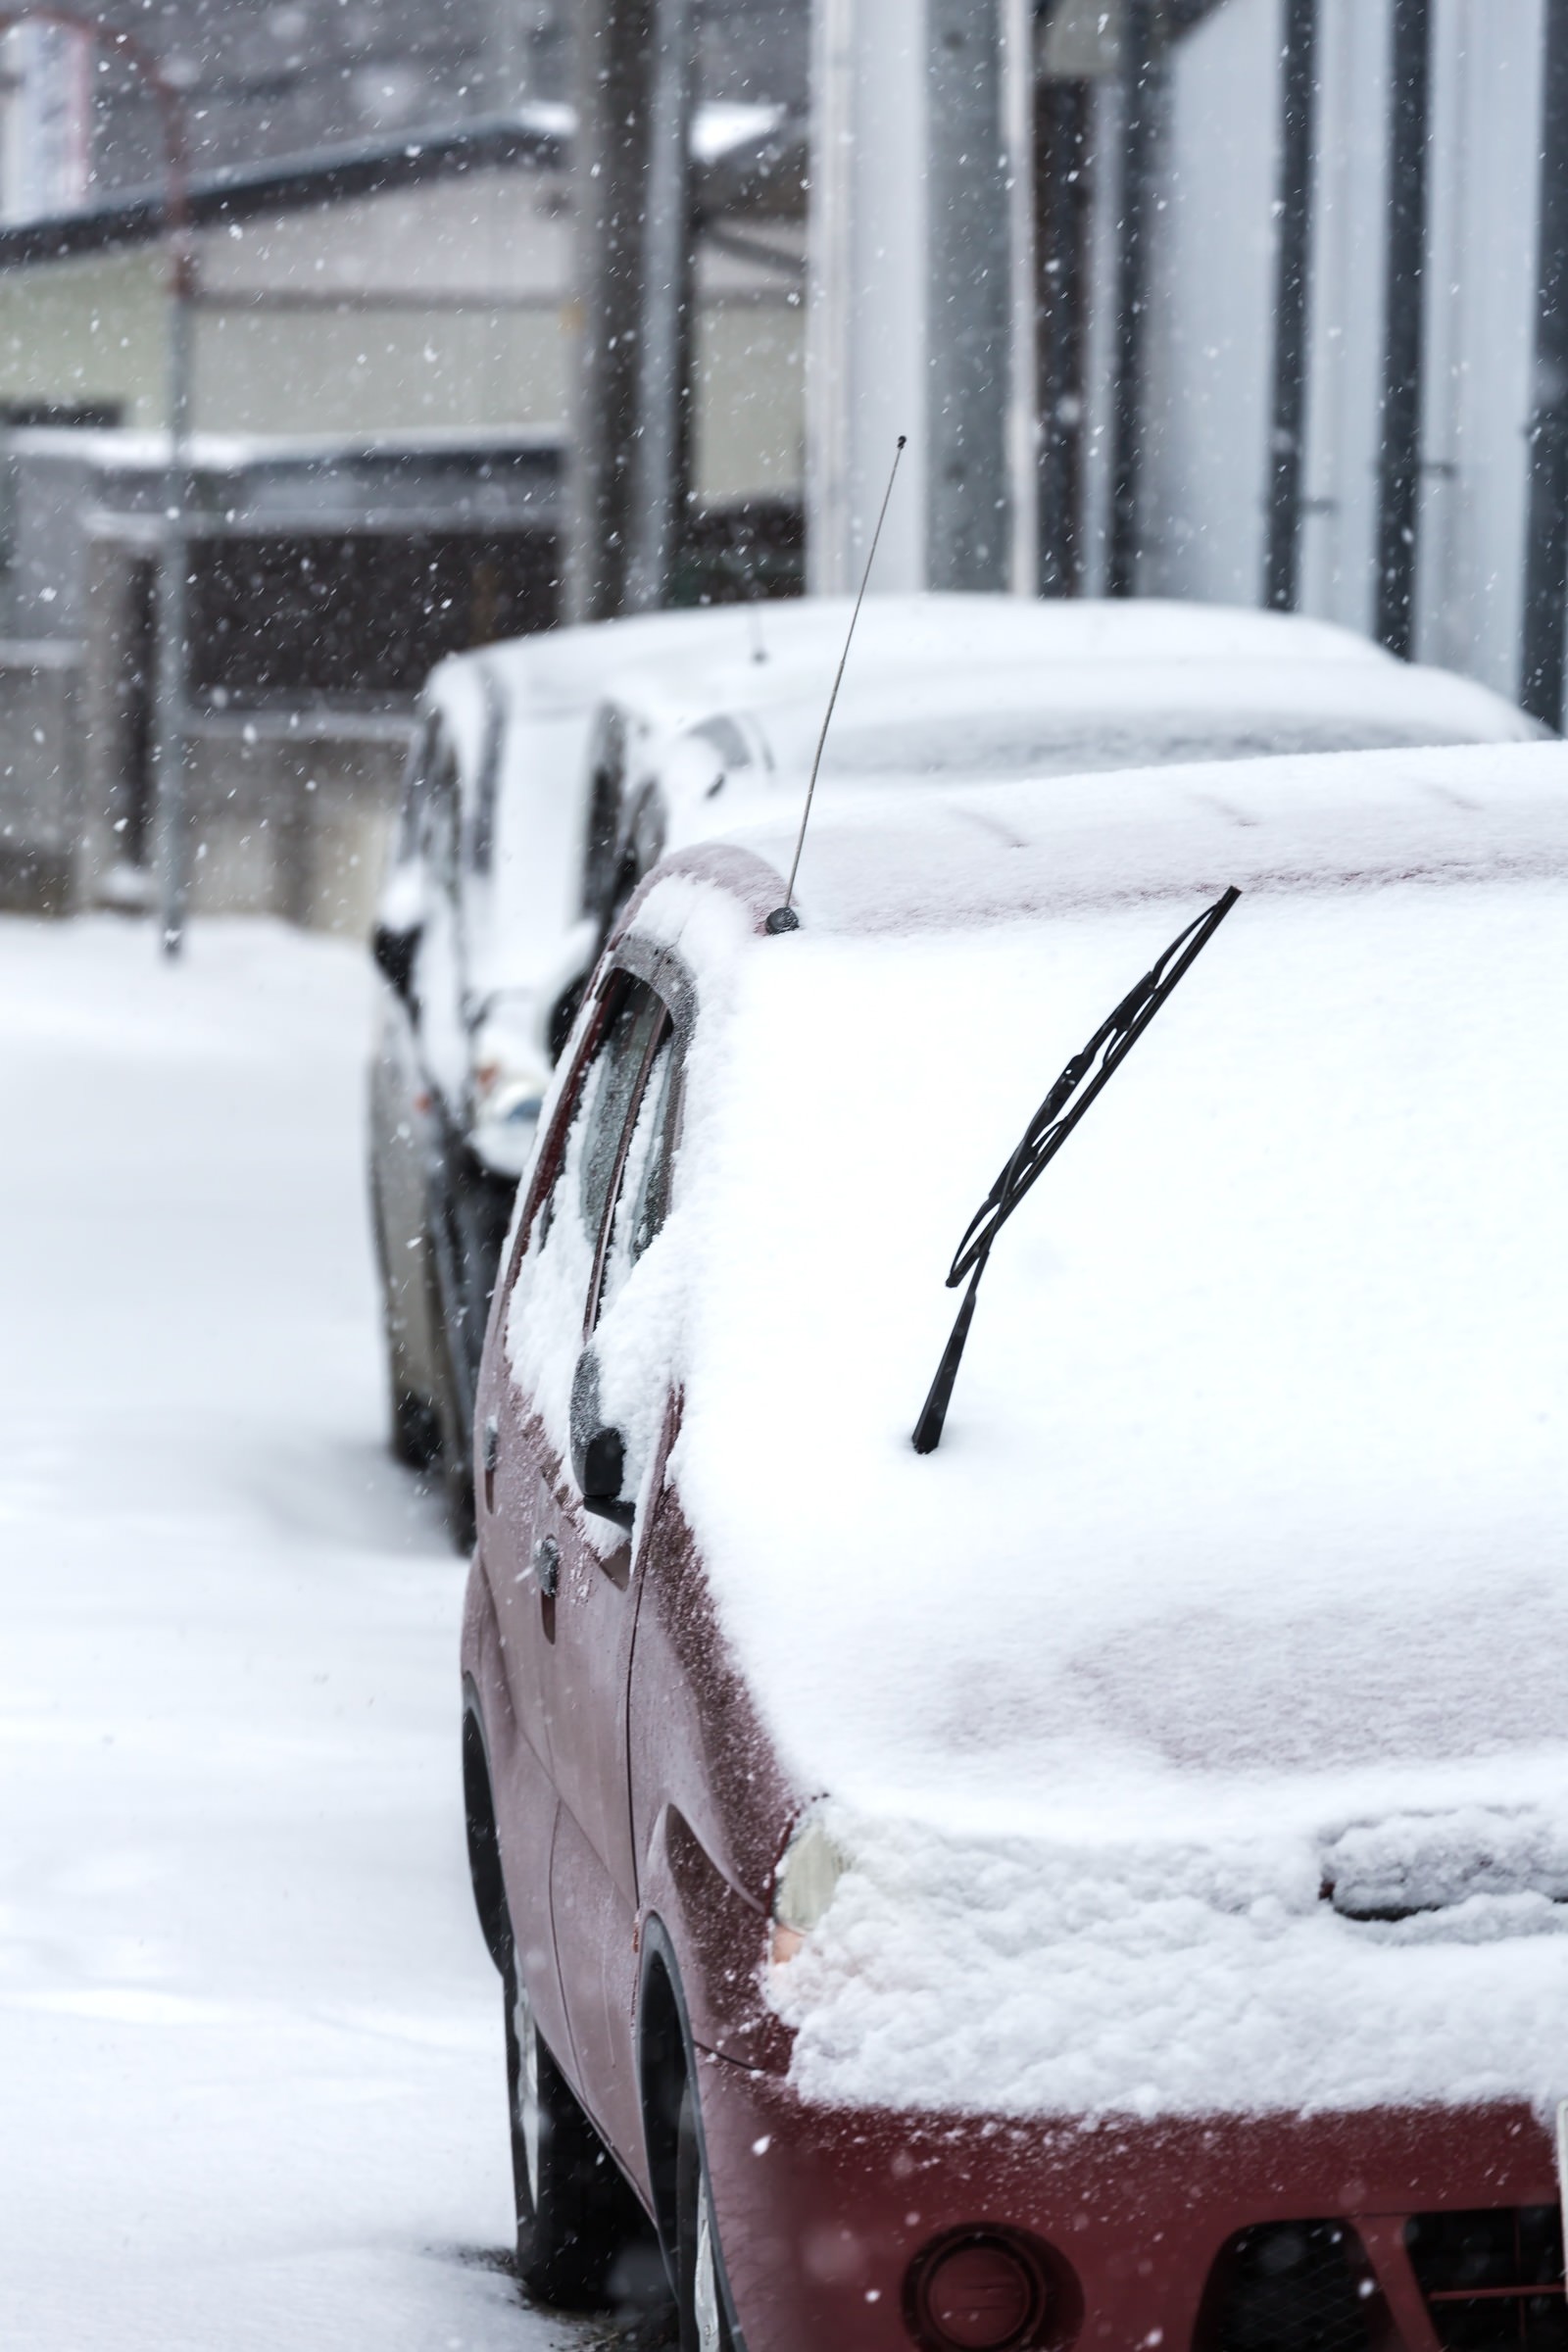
[[577, 978, 667, 1247], [594, 1028, 679, 1329], [581, 707, 627, 925], [504, 965, 681, 1473], [394, 713, 436, 862], [420, 729, 462, 903]]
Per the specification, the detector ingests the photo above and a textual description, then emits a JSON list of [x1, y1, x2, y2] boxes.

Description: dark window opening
[[187, 527, 561, 704], [0, 401, 123, 429], [673, 496, 804, 607], [116, 558, 157, 869]]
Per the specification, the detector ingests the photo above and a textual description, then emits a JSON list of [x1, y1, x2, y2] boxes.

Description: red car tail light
[[906, 2230, 1060, 2352]]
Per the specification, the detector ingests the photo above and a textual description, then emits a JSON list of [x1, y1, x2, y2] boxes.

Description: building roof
[[0, 100, 806, 271]]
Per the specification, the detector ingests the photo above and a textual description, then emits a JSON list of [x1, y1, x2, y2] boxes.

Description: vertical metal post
[[1374, 0, 1432, 660], [1109, 0, 1157, 599], [1003, 0, 1037, 596], [0, 13, 191, 945], [805, 0, 858, 596], [1521, 0, 1568, 729], [1263, 0, 1318, 612], [625, 0, 694, 612], [154, 234, 192, 955], [926, 0, 1012, 589], [1036, 74, 1091, 596], [569, 0, 654, 622]]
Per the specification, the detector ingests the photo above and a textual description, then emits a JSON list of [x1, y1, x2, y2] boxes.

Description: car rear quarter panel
[[628, 1480, 797, 2072], [461, 1550, 572, 2076]]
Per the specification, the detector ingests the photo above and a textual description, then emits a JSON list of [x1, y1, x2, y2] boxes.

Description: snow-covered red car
[[462, 740, 1568, 2352]]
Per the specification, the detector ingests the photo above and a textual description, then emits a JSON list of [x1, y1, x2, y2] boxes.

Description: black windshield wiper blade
[[911, 884, 1241, 1455]]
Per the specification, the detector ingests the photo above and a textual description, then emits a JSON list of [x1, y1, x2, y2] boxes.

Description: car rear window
[[818, 711, 1484, 781]]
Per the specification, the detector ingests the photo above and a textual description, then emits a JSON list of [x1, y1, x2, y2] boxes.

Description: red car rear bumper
[[695, 2049, 1557, 2352]]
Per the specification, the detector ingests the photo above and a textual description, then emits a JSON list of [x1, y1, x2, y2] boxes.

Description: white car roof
[[425, 591, 1523, 773], [586, 592, 1400, 737], [417, 598, 1537, 1005]]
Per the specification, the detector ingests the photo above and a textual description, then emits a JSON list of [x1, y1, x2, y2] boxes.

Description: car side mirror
[[570, 1348, 634, 1529], [371, 919, 421, 1005]]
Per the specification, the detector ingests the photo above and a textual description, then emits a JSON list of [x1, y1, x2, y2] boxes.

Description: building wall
[[0, 164, 805, 498], [0, 246, 164, 423], [1141, 0, 1550, 705]]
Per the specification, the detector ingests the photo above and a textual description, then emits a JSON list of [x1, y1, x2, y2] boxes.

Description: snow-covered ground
[[0, 917, 580, 2351]]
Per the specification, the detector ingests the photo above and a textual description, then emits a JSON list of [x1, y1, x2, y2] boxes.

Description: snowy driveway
[[0, 918, 579, 2351]]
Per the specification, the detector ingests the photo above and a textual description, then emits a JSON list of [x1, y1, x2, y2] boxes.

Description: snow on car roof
[[424, 599, 1514, 1000], [684, 736, 1568, 932], [620, 742, 1568, 2123], [587, 593, 1398, 740], [739, 653, 1535, 778]]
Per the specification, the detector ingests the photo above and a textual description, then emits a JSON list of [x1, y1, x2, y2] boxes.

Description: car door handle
[[532, 1534, 560, 1598]]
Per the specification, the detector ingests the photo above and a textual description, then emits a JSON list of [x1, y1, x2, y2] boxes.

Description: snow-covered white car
[[465, 737, 1568, 2352], [580, 597, 1540, 923], [368, 604, 860, 1542]]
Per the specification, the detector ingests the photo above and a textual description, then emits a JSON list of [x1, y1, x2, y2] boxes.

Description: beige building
[[0, 112, 807, 930], [0, 115, 806, 503]]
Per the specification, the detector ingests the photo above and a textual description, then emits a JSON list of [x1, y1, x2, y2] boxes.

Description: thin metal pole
[[569, 0, 656, 622], [1263, 0, 1318, 612], [1374, 0, 1432, 660], [625, 0, 693, 612], [1036, 75, 1090, 597], [1521, 0, 1568, 729], [154, 233, 192, 954], [0, 10, 193, 948], [926, 0, 1011, 590], [1109, 0, 1157, 599]]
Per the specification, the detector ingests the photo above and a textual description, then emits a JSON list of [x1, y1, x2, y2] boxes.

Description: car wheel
[[676, 2080, 734, 2352], [370, 1170, 440, 1470], [504, 1961, 647, 2308], [390, 1380, 440, 1472]]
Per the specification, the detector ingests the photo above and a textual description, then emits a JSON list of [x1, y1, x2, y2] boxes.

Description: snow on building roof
[[602, 740, 1568, 2123]]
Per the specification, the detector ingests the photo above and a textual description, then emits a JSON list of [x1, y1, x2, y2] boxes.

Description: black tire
[[676, 2081, 734, 2352], [504, 1961, 651, 2308], [391, 1381, 441, 1472], [425, 1152, 513, 1552], [370, 1170, 441, 1471]]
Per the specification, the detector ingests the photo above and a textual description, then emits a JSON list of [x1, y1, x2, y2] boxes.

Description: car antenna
[[911, 884, 1242, 1455], [765, 433, 906, 935], [747, 601, 768, 663]]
